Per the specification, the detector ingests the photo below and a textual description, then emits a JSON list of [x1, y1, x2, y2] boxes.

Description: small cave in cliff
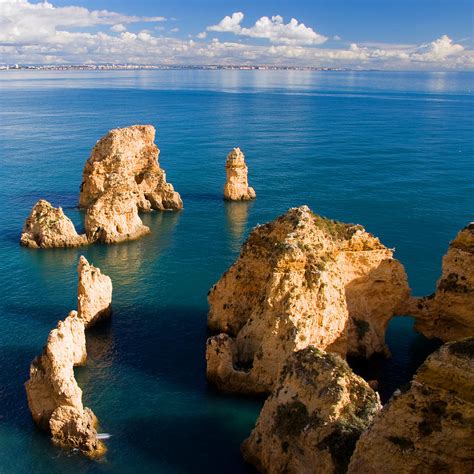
[[348, 316, 442, 403]]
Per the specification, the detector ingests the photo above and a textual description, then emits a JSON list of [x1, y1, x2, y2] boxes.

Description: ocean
[[0, 69, 472, 473]]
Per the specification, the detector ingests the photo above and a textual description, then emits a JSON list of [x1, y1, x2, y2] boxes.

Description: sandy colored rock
[[77, 256, 112, 328], [20, 199, 87, 248], [207, 205, 409, 393], [408, 223, 474, 341], [79, 124, 182, 211], [50, 406, 106, 458], [25, 257, 112, 458], [25, 311, 87, 429], [348, 338, 474, 474], [223, 148, 256, 201], [242, 346, 381, 474], [79, 125, 181, 243]]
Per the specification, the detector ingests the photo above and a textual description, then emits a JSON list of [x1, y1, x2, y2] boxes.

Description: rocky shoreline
[[207, 206, 474, 473]]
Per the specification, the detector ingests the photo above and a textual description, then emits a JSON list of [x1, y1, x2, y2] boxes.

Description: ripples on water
[[0, 70, 472, 473]]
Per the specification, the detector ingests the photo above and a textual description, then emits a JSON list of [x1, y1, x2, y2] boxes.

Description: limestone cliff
[[348, 338, 474, 473], [223, 148, 256, 201], [206, 205, 409, 393], [409, 223, 474, 341], [79, 125, 181, 243], [20, 199, 87, 248], [242, 346, 381, 474], [25, 256, 112, 458]]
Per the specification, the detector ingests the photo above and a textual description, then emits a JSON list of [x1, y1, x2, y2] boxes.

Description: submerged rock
[[409, 223, 474, 341], [242, 346, 381, 474], [206, 205, 409, 393], [79, 125, 182, 243], [348, 338, 474, 473], [20, 199, 87, 248], [25, 257, 112, 458], [223, 148, 256, 201]]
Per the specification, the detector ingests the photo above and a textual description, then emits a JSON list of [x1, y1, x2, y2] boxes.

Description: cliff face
[[207, 206, 409, 393], [348, 338, 474, 473], [25, 256, 112, 458], [223, 148, 256, 201], [409, 224, 474, 341], [20, 200, 87, 248], [242, 346, 381, 474]]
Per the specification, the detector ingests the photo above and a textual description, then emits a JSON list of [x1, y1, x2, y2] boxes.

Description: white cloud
[[207, 12, 244, 34], [111, 23, 126, 33], [414, 34, 464, 61], [0, 0, 165, 45], [0, 2, 472, 70], [170, 27, 179, 33], [207, 12, 327, 45]]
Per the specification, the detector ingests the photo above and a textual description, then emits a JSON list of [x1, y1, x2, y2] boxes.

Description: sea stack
[[242, 346, 381, 474], [20, 199, 87, 248], [348, 338, 474, 473], [20, 125, 182, 247], [409, 223, 474, 341], [206, 205, 410, 394], [80, 125, 182, 244], [223, 148, 256, 201], [25, 256, 112, 458]]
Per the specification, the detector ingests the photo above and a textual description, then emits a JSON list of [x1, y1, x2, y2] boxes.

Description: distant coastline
[[0, 64, 348, 72]]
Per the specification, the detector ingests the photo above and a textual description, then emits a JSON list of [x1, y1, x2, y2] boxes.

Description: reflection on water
[[224, 201, 253, 253]]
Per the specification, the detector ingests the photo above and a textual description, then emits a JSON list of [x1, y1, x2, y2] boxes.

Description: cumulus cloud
[[0, 0, 165, 45], [207, 12, 244, 34], [207, 12, 327, 45], [0, 1, 472, 70]]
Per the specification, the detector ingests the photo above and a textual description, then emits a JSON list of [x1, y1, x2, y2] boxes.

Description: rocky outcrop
[[223, 148, 256, 201], [408, 223, 474, 341], [25, 256, 112, 458], [79, 125, 181, 243], [242, 346, 381, 474], [21, 125, 182, 247], [348, 338, 474, 473], [77, 256, 112, 328], [206, 205, 409, 393], [20, 199, 87, 248]]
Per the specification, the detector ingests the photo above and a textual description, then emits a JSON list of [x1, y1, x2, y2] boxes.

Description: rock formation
[[242, 346, 381, 474], [223, 148, 256, 201], [79, 125, 182, 243], [348, 338, 474, 473], [77, 255, 113, 328], [25, 256, 112, 458], [21, 125, 182, 247], [206, 205, 410, 393], [20, 199, 87, 248], [408, 223, 474, 341]]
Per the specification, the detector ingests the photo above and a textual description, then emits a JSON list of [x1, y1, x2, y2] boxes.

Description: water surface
[[0, 70, 472, 473]]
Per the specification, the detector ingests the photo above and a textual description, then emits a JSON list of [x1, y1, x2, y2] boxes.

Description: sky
[[1, 0, 473, 69]]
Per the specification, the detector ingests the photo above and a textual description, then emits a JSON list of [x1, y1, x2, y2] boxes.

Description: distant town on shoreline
[[1, 64, 348, 72]]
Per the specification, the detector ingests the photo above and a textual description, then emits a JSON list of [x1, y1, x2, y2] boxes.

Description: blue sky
[[1, 0, 473, 68], [48, 0, 474, 45]]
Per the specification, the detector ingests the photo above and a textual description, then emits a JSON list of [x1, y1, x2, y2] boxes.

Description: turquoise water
[[0, 70, 472, 473]]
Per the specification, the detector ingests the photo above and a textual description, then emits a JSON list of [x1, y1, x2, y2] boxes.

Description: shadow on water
[[349, 316, 442, 403]]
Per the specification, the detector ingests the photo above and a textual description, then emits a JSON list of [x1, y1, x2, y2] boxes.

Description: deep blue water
[[0, 70, 472, 473]]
